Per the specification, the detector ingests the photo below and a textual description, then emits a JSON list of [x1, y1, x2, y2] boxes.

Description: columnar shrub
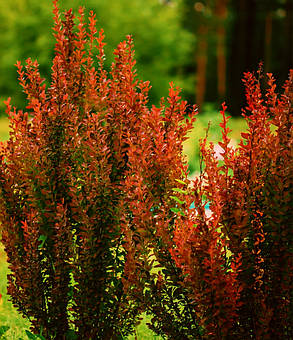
[[122, 84, 203, 339], [0, 2, 197, 338], [171, 70, 293, 339]]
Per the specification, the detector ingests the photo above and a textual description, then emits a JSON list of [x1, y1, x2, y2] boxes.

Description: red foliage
[[0, 1, 200, 338], [171, 71, 293, 339], [121, 83, 200, 337], [0, 1, 167, 337]]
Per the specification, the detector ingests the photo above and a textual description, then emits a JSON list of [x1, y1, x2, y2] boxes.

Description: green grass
[[128, 314, 162, 340], [0, 248, 30, 339], [0, 117, 10, 141]]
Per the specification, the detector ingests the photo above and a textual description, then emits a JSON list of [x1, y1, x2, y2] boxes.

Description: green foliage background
[[0, 0, 194, 112]]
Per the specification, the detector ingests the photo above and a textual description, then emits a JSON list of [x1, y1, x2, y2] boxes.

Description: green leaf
[[0, 326, 10, 337], [38, 235, 47, 249], [67, 286, 74, 298], [172, 187, 188, 194], [25, 331, 37, 340], [175, 179, 187, 185], [170, 207, 186, 216], [25, 330, 45, 340], [170, 196, 185, 205]]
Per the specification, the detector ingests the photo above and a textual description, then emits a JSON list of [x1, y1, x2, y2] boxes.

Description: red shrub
[[121, 84, 201, 338], [0, 1, 167, 337], [0, 1, 200, 338], [171, 71, 293, 339]]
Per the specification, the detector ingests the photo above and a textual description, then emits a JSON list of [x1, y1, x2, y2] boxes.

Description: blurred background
[[0, 0, 292, 115]]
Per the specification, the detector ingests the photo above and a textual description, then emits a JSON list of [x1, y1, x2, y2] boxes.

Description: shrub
[[171, 70, 293, 339], [0, 1, 197, 338], [121, 84, 203, 338]]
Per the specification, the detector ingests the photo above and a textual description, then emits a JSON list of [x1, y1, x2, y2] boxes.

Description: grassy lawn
[[0, 107, 246, 338], [0, 248, 30, 339], [0, 117, 9, 141]]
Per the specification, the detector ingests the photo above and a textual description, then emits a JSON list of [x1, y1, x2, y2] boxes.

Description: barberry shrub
[[0, 3, 139, 338], [171, 70, 293, 339], [0, 2, 236, 339], [0, 1, 199, 338], [121, 84, 204, 339]]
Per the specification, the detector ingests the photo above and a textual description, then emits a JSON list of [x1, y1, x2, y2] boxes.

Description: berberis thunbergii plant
[[170, 71, 293, 339], [0, 1, 197, 338]]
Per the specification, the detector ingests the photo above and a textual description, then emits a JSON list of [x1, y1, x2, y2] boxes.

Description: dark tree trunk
[[264, 11, 273, 74], [285, 0, 293, 74], [196, 25, 209, 109], [215, 0, 228, 101], [227, 0, 259, 115]]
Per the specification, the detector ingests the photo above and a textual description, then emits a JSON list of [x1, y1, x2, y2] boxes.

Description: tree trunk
[[215, 0, 228, 100], [196, 25, 208, 109], [264, 11, 272, 74], [285, 0, 293, 76]]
